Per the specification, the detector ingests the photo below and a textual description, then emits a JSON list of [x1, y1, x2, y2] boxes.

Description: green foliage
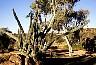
[[30, 2, 36, 9], [52, 8, 65, 31], [68, 30, 80, 45], [30, 0, 51, 15], [63, 43, 83, 50], [56, 0, 80, 8], [72, 43, 83, 50], [56, 36, 65, 43], [52, 52, 57, 58]]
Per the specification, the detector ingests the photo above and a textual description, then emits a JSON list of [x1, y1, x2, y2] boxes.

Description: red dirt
[[0, 50, 96, 65]]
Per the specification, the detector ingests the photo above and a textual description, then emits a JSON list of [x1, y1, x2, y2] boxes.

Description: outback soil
[[0, 49, 96, 65], [0, 43, 95, 65]]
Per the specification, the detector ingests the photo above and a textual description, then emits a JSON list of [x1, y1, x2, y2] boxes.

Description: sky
[[0, 0, 96, 33]]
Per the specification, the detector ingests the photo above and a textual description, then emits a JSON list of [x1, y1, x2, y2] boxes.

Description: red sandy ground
[[0, 49, 96, 65]]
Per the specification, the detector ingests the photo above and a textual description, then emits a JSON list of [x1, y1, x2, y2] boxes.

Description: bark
[[63, 27, 72, 56], [33, 56, 43, 65], [48, 0, 56, 28], [35, 60, 43, 65], [25, 56, 29, 65], [64, 36, 72, 56], [44, 15, 47, 25]]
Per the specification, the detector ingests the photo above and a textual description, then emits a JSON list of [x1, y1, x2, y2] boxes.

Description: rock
[[9, 55, 22, 65], [0, 61, 15, 65]]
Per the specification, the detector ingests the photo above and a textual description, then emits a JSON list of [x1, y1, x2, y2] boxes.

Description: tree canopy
[[30, 0, 89, 32]]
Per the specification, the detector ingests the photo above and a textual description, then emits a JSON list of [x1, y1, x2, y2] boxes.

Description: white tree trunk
[[63, 27, 72, 57], [48, 0, 56, 28], [64, 36, 72, 57], [25, 56, 29, 65]]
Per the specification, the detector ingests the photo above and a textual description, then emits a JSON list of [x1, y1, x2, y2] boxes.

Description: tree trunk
[[64, 36, 72, 56], [44, 15, 47, 25], [63, 27, 72, 57], [35, 60, 43, 65], [33, 56, 43, 65], [25, 56, 29, 65]]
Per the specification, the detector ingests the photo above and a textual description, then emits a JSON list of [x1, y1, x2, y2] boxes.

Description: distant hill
[[81, 28, 96, 39]]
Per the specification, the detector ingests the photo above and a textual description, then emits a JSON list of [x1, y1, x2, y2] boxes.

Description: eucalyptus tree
[[30, 0, 89, 56], [44, 0, 90, 56]]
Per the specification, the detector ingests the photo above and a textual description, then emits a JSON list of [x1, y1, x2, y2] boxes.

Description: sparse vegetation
[[1, 0, 96, 65]]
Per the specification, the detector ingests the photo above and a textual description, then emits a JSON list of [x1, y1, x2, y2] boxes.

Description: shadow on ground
[[1, 49, 96, 65], [44, 55, 96, 65]]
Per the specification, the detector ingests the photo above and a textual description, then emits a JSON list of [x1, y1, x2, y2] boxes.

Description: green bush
[[63, 44, 83, 50], [52, 52, 57, 58]]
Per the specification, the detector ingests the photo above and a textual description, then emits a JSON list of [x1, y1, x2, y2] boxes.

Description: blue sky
[[74, 0, 96, 28], [0, 0, 96, 33]]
